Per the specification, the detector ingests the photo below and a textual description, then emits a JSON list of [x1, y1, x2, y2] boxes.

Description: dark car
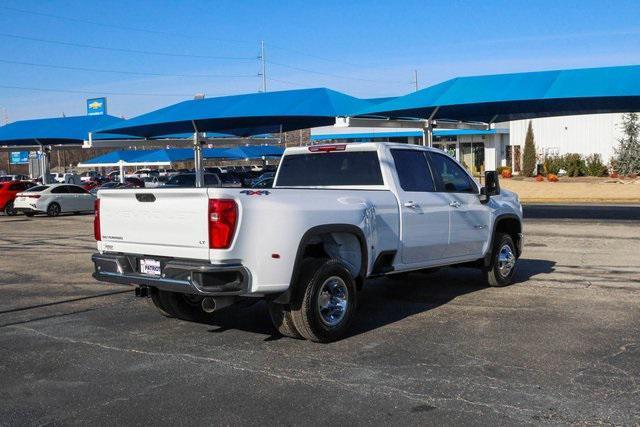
[[125, 177, 145, 188], [90, 182, 134, 195], [163, 173, 221, 188]]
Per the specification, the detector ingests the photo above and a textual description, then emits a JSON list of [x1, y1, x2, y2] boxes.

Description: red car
[[0, 181, 36, 216]]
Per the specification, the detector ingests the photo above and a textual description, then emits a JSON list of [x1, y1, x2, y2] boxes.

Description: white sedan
[[14, 184, 96, 217]]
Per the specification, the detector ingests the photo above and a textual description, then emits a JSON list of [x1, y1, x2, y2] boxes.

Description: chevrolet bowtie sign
[[87, 97, 107, 116]]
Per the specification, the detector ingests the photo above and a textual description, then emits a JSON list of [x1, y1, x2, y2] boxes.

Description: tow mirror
[[479, 171, 500, 204]]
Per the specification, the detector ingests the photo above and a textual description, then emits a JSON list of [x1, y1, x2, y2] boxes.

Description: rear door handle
[[403, 201, 420, 209], [449, 201, 461, 208]]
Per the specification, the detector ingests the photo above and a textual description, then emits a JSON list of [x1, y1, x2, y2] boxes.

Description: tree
[[614, 113, 640, 175], [522, 121, 537, 177]]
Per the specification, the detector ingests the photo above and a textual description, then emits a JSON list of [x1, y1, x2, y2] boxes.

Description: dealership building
[[311, 112, 627, 175]]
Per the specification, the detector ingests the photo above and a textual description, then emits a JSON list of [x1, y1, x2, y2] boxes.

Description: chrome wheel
[[317, 276, 349, 327], [497, 244, 516, 277]]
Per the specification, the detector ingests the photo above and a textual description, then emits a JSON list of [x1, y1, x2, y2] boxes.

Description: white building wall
[[509, 113, 625, 162]]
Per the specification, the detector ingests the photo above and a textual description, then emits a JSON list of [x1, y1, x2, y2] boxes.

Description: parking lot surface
[[1, 211, 639, 425]]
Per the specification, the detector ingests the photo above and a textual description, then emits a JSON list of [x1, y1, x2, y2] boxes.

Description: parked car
[[90, 182, 134, 195], [106, 170, 121, 181], [80, 171, 100, 182], [92, 142, 523, 342], [141, 176, 161, 188], [0, 180, 36, 215], [14, 184, 96, 217], [0, 174, 30, 182], [163, 173, 221, 188], [124, 177, 145, 188], [158, 168, 177, 177], [219, 173, 242, 187]]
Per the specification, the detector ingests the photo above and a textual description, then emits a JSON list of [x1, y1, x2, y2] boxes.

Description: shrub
[[610, 172, 619, 179], [544, 155, 562, 175], [547, 174, 558, 182], [534, 175, 544, 182], [562, 153, 586, 177], [522, 121, 537, 177], [584, 154, 608, 176], [501, 169, 512, 179]]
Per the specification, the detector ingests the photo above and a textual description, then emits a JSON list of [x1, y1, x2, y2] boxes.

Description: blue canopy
[[359, 65, 640, 122], [95, 88, 374, 138], [79, 148, 196, 167], [0, 114, 128, 146]]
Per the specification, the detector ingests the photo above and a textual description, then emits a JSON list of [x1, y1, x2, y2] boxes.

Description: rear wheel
[[4, 201, 16, 216], [290, 258, 357, 343], [149, 288, 175, 317], [484, 233, 517, 287], [47, 203, 60, 217]]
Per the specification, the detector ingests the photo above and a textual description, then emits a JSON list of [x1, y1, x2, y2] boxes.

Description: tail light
[[94, 199, 101, 241], [208, 199, 237, 249], [23, 194, 41, 199]]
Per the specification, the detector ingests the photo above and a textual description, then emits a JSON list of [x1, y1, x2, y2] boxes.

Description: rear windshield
[[276, 151, 384, 187]]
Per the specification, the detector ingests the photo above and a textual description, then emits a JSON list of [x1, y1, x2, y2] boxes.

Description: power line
[[0, 84, 196, 97], [0, 32, 254, 61], [0, 5, 372, 68], [0, 59, 257, 78], [0, 5, 254, 46], [265, 60, 407, 85]]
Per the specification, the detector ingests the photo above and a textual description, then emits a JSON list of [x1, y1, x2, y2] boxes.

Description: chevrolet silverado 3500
[[92, 142, 523, 342]]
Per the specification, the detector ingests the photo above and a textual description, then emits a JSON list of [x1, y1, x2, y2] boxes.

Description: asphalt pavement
[[0, 207, 638, 425]]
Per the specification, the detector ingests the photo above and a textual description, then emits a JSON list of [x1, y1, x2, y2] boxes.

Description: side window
[[51, 186, 69, 194], [428, 153, 477, 193], [390, 149, 435, 192], [68, 186, 88, 194]]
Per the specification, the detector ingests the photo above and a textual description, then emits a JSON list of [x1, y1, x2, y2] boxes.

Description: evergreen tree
[[615, 113, 640, 175], [522, 121, 537, 177]]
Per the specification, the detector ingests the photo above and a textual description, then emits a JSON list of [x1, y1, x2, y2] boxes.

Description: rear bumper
[[92, 253, 251, 296], [15, 207, 42, 214]]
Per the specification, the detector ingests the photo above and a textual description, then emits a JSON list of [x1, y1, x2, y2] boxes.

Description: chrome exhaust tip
[[201, 297, 217, 313]]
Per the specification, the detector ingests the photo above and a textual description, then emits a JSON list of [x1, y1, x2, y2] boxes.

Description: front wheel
[[46, 203, 61, 217], [4, 201, 17, 216], [484, 233, 517, 287], [290, 258, 357, 343]]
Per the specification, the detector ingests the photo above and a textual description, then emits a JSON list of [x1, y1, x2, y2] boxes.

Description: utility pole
[[413, 70, 419, 91], [259, 40, 267, 92]]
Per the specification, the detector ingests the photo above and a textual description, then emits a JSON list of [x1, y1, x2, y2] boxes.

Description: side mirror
[[479, 171, 500, 204]]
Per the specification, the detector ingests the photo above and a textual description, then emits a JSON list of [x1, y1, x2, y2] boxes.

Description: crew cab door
[[390, 149, 450, 264], [427, 152, 491, 259]]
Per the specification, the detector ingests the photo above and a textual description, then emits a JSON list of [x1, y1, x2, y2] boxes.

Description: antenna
[[413, 70, 419, 91]]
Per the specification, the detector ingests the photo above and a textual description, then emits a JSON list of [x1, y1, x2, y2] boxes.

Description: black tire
[[290, 258, 357, 343], [484, 233, 517, 287], [149, 288, 175, 318], [268, 302, 302, 339], [46, 203, 61, 217], [4, 201, 16, 216], [163, 291, 216, 323]]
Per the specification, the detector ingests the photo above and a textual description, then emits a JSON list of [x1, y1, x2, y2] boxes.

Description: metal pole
[[119, 160, 125, 183], [260, 40, 267, 92], [414, 70, 418, 91], [192, 121, 203, 188], [35, 139, 48, 184]]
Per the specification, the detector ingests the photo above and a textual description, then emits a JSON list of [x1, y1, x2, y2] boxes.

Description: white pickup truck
[[92, 142, 523, 342]]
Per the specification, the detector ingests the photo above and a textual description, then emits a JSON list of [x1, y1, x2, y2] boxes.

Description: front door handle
[[449, 200, 462, 208], [403, 201, 420, 209]]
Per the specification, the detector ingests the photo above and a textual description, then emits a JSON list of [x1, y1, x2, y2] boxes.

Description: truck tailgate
[[98, 188, 210, 259]]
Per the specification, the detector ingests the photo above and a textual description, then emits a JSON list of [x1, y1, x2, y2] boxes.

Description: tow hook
[[135, 286, 150, 298]]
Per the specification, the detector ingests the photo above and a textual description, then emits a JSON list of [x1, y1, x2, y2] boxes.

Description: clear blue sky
[[1, 0, 639, 122]]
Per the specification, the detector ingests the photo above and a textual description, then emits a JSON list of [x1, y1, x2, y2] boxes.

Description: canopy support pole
[[192, 121, 203, 188], [34, 139, 50, 184], [422, 107, 440, 147], [119, 160, 125, 184]]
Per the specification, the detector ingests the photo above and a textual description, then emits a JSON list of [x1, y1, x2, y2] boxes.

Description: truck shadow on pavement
[[205, 258, 556, 341]]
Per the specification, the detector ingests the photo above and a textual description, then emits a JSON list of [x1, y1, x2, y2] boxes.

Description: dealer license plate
[[140, 259, 161, 276]]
